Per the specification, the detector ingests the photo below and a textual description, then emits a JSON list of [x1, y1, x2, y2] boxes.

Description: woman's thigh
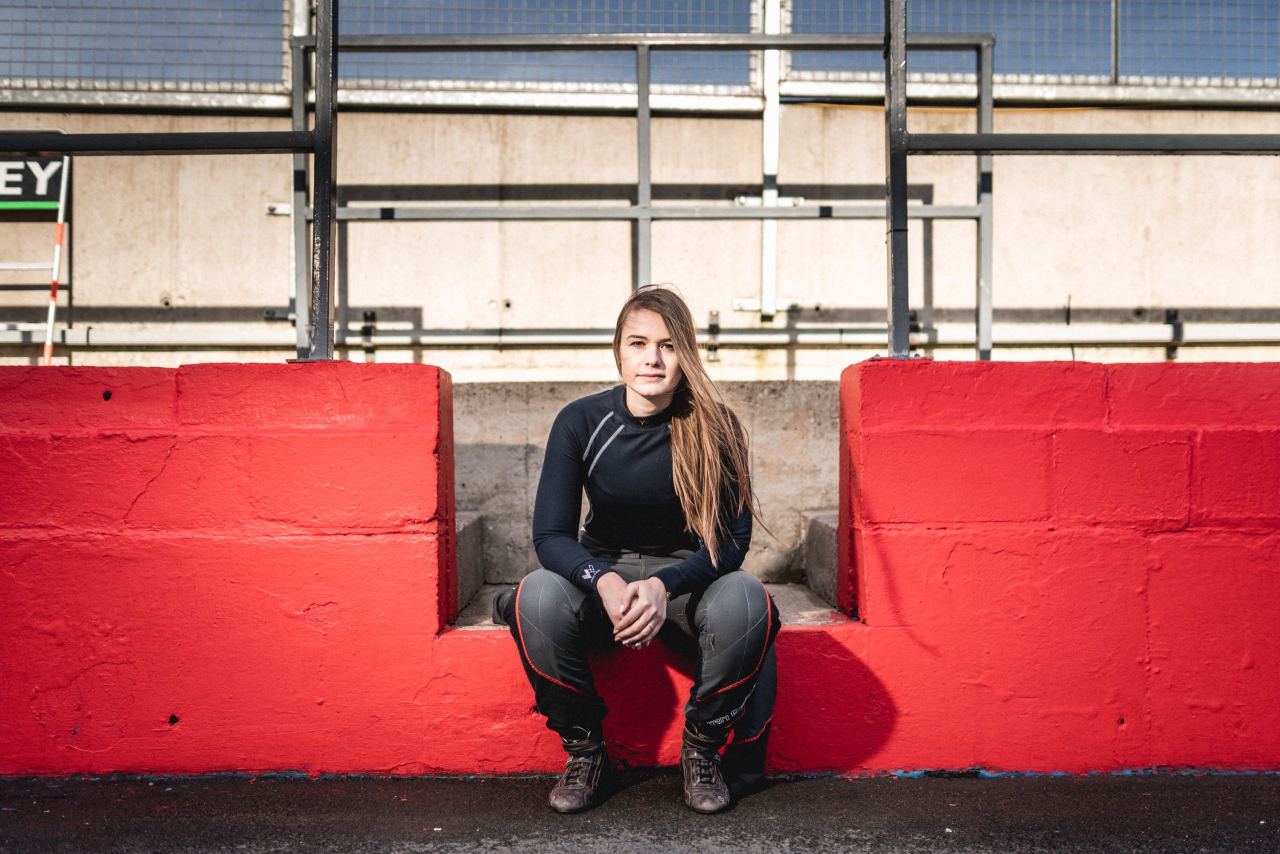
[[514, 568, 612, 649]]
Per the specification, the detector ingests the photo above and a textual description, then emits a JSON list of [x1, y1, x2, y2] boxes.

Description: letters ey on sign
[[0, 158, 67, 211]]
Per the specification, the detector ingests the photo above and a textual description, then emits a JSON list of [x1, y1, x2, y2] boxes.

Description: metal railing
[[0, 0, 339, 360], [4, 0, 1280, 361], [881, 0, 1280, 360], [289, 30, 992, 357]]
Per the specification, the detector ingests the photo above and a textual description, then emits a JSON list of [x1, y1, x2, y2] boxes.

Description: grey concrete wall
[[453, 380, 839, 584], [2, 106, 1278, 372]]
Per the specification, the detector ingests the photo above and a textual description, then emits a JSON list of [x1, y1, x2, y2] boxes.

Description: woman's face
[[618, 308, 684, 403]]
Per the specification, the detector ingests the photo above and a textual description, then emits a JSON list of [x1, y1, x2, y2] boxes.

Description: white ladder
[[0, 132, 71, 364]]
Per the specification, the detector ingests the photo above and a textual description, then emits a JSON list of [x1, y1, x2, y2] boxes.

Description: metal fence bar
[[0, 131, 312, 156], [976, 42, 994, 360], [909, 133, 1280, 154], [308, 0, 338, 361], [323, 33, 992, 52], [11, 322, 1280, 352], [334, 205, 983, 221], [635, 44, 652, 290], [885, 0, 910, 359]]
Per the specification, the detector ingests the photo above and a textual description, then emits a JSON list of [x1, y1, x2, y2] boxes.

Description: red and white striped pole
[[42, 155, 70, 366]]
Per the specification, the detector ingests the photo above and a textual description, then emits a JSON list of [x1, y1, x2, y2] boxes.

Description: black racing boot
[[491, 585, 516, 627], [549, 730, 610, 814], [681, 724, 731, 814]]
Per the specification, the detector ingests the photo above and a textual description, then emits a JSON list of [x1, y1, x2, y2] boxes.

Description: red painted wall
[[1, 360, 1276, 777], [0, 364, 460, 775], [838, 359, 1280, 772]]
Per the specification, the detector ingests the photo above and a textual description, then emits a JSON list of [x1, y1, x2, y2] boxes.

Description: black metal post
[[1110, 0, 1121, 85], [885, 0, 910, 358], [309, 0, 338, 360], [291, 42, 311, 360]]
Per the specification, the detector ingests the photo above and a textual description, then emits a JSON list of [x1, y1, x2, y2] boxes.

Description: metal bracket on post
[[361, 310, 377, 362], [634, 44, 652, 290], [706, 310, 721, 362], [306, 0, 338, 360], [884, 0, 911, 358], [1164, 308, 1183, 360]]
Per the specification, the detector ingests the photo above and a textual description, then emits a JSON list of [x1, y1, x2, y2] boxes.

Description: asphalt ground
[[2, 772, 1277, 853]]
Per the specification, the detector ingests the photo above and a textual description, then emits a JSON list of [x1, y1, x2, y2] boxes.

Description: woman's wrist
[[595, 570, 624, 593]]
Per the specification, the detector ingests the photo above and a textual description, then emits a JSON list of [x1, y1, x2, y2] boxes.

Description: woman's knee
[[699, 571, 778, 644], [514, 569, 584, 635]]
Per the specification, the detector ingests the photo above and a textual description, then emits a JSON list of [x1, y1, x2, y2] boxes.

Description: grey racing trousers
[[496, 551, 781, 792]]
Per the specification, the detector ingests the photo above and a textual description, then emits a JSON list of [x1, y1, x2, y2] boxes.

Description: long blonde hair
[[612, 285, 757, 567]]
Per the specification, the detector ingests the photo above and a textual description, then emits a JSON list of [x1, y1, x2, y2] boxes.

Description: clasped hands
[[596, 572, 667, 649]]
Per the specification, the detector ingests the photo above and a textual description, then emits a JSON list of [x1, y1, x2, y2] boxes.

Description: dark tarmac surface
[[2, 772, 1277, 853]]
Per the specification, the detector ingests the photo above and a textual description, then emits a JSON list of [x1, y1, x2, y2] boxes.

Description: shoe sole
[[683, 797, 731, 814]]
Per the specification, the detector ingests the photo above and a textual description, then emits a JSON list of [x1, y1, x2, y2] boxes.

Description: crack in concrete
[[1102, 366, 1115, 429], [122, 438, 178, 524], [332, 370, 354, 412], [0, 433, 41, 474], [29, 659, 129, 698]]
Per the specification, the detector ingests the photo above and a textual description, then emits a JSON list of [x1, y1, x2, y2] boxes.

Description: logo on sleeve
[[581, 564, 599, 582]]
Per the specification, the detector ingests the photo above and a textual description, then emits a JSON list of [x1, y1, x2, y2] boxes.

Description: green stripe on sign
[[0, 201, 60, 209]]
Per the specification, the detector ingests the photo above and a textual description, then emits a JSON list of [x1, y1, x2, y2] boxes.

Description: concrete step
[[455, 581, 845, 630]]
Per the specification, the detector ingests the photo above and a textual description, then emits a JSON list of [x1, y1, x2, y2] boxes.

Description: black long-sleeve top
[[531, 385, 752, 598]]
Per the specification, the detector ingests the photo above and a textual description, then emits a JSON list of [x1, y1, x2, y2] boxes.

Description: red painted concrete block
[[176, 362, 448, 431], [850, 528, 1155, 770], [1192, 430, 1280, 527], [115, 434, 253, 531], [772, 625, 906, 772], [1051, 430, 1191, 527], [121, 433, 444, 533], [0, 533, 448, 775], [241, 433, 442, 531], [854, 525, 1155, 630], [1146, 533, 1280, 767], [842, 359, 1108, 432], [1108, 363, 1280, 428], [0, 433, 189, 530], [0, 367, 177, 432], [426, 630, 562, 774], [856, 430, 1052, 523], [0, 431, 444, 535]]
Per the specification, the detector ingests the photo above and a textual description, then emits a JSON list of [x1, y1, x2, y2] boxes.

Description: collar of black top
[[611, 383, 676, 428]]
